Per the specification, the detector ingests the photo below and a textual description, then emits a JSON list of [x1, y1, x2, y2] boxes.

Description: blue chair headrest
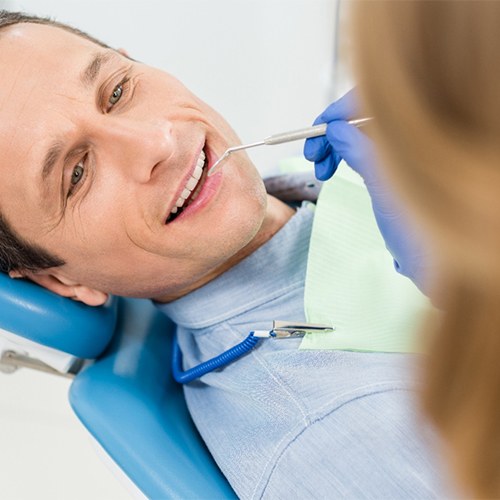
[[0, 273, 117, 359]]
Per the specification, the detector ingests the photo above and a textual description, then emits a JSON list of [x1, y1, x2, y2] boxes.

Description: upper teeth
[[171, 150, 206, 214]]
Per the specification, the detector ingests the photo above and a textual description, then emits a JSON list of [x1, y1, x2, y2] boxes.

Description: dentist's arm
[[304, 90, 430, 294]]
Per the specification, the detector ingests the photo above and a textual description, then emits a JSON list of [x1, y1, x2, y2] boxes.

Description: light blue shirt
[[158, 204, 449, 499]]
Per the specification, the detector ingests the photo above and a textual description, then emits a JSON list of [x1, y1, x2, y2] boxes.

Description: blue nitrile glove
[[304, 90, 430, 294]]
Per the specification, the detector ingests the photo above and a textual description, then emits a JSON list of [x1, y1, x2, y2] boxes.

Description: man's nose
[[97, 118, 174, 182]]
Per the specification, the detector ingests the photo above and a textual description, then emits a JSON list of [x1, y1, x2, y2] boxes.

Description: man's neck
[[157, 195, 295, 302]]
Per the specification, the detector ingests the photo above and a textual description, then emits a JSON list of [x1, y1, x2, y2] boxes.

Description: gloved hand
[[304, 90, 430, 294]]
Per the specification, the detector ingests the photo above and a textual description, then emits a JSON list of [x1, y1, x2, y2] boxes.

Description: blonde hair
[[352, 1, 500, 496]]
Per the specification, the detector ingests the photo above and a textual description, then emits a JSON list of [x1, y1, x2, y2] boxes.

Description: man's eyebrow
[[41, 140, 64, 184], [80, 50, 117, 88]]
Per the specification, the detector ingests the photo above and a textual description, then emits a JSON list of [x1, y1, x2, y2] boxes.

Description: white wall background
[[0, 0, 351, 498]]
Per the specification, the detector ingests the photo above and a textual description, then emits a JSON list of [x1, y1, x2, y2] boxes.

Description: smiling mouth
[[166, 148, 208, 224]]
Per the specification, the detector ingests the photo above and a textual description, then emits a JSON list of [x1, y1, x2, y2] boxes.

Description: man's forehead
[[0, 22, 101, 64], [0, 22, 111, 117], [0, 24, 82, 126]]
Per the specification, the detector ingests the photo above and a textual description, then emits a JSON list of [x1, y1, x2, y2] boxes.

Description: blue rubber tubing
[[172, 331, 261, 384]]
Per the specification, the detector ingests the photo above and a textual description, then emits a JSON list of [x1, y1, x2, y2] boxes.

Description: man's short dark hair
[[0, 214, 64, 273], [0, 10, 111, 273]]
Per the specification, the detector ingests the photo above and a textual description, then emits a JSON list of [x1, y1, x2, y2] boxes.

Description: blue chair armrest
[[69, 297, 236, 499]]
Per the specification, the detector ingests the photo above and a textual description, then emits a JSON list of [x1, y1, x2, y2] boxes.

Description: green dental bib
[[300, 162, 429, 353]]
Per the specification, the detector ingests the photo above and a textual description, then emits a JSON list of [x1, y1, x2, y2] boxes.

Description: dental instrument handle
[[263, 123, 328, 145], [208, 117, 373, 175], [264, 117, 372, 146]]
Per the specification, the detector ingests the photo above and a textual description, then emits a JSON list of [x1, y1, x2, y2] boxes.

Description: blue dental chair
[[0, 272, 236, 499]]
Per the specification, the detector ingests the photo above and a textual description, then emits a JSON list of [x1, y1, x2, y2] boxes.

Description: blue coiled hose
[[172, 331, 262, 384]]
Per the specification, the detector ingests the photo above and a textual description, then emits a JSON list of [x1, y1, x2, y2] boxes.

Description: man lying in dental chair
[[0, 11, 449, 498]]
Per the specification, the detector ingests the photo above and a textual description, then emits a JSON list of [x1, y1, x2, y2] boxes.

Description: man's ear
[[117, 47, 130, 58], [10, 270, 109, 307]]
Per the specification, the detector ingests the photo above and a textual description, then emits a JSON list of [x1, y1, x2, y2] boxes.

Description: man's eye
[[105, 77, 130, 112], [67, 159, 86, 198], [109, 83, 123, 106], [71, 163, 84, 186]]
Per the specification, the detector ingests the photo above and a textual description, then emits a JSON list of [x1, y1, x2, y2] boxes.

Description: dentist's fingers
[[304, 133, 342, 181], [314, 152, 341, 181], [324, 120, 378, 183], [304, 89, 363, 180], [304, 109, 336, 162], [304, 134, 330, 162], [320, 88, 360, 122]]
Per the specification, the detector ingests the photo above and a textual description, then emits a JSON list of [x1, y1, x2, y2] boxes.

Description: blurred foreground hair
[[353, 1, 500, 496]]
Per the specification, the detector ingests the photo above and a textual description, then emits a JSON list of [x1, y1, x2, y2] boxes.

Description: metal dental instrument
[[208, 117, 373, 176]]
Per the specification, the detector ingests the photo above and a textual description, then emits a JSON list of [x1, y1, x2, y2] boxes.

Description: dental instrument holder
[[260, 320, 335, 338], [172, 320, 334, 384], [208, 117, 373, 175]]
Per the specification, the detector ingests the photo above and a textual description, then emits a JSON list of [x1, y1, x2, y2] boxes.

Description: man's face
[[0, 23, 267, 300]]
